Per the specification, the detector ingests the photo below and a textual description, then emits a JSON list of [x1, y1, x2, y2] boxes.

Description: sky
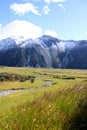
[[0, 0, 87, 40]]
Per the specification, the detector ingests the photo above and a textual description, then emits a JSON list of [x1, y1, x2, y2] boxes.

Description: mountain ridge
[[0, 35, 87, 69]]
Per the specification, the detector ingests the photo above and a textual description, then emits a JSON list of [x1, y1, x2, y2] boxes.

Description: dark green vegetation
[[0, 67, 87, 130], [0, 72, 35, 82]]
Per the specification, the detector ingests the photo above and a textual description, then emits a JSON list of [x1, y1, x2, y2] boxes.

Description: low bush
[[0, 72, 35, 82]]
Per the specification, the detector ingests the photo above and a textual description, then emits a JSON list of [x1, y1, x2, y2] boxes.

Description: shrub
[[0, 72, 35, 82], [30, 78, 35, 83], [62, 76, 75, 80], [0, 76, 5, 82]]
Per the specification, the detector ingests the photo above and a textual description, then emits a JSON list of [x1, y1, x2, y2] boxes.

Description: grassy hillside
[[0, 67, 87, 130]]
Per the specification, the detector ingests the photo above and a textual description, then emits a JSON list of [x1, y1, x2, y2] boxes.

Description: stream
[[0, 81, 52, 97], [0, 90, 19, 96]]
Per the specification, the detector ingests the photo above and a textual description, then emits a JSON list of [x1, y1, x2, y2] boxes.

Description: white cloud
[[52, 0, 66, 2], [10, 3, 40, 16], [44, 29, 58, 37], [0, 24, 2, 29], [58, 4, 65, 12], [45, 0, 66, 4], [45, 0, 51, 3], [43, 5, 50, 14], [0, 20, 42, 40]]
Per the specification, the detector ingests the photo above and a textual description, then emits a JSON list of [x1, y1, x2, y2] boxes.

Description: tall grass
[[0, 84, 87, 130], [0, 67, 87, 129]]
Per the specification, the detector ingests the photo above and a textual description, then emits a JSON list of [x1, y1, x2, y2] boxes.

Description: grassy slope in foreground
[[0, 67, 87, 130]]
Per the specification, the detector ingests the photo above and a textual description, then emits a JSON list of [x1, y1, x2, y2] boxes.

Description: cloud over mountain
[[0, 20, 42, 40], [44, 29, 58, 37]]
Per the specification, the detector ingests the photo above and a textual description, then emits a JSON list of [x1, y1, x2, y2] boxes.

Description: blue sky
[[0, 0, 87, 40]]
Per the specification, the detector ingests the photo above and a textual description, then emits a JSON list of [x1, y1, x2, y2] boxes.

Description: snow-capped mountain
[[0, 35, 87, 69], [0, 38, 18, 51]]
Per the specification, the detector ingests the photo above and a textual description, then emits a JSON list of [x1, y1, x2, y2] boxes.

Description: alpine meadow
[[0, 67, 87, 130]]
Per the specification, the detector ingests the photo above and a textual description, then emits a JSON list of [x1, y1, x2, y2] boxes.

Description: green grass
[[0, 67, 87, 130]]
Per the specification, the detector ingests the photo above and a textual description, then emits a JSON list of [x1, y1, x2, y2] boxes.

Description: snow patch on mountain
[[12, 36, 25, 45], [65, 41, 76, 49], [0, 35, 83, 53], [0, 38, 17, 51], [57, 41, 66, 52]]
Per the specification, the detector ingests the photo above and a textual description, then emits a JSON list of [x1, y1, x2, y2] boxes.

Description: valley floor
[[0, 67, 87, 130]]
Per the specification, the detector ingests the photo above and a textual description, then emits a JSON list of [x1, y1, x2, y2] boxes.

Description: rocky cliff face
[[0, 35, 87, 69]]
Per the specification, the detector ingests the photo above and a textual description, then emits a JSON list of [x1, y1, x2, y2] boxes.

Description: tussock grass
[[0, 67, 87, 129]]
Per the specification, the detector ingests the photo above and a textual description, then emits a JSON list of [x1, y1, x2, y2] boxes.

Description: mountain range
[[0, 35, 87, 69]]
